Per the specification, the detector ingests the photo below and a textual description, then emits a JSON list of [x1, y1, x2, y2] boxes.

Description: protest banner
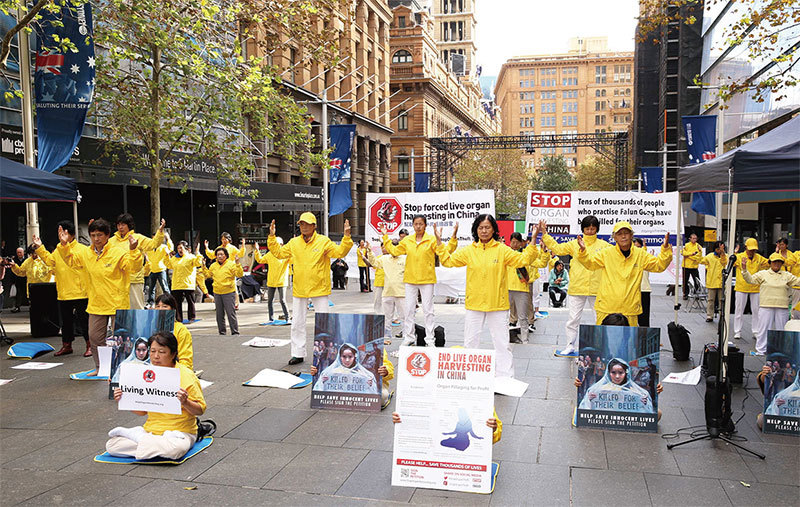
[[526, 191, 680, 284], [576, 324, 660, 433], [392, 346, 494, 494], [311, 313, 384, 412], [117, 362, 181, 415], [762, 331, 800, 436], [108, 310, 174, 398]]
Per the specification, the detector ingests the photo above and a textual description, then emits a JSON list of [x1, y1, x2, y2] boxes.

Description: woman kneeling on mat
[[106, 331, 206, 460]]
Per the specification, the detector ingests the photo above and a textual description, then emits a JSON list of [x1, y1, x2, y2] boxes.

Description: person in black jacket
[[331, 258, 349, 290]]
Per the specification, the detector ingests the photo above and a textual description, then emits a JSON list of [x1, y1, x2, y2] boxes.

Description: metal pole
[[322, 86, 329, 236], [18, 8, 39, 244], [673, 201, 682, 323], [716, 96, 725, 241], [722, 191, 738, 361], [72, 201, 78, 235], [410, 148, 415, 193], [662, 147, 668, 193]]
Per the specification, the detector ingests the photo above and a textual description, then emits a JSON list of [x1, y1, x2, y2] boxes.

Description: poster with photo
[[576, 324, 660, 432], [311, 313, 384, 412], [108, 309, 174, 398], [762, 330, 800, 436], [392, 347, 495, 494]]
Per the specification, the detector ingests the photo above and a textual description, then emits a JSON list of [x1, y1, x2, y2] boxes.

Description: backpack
[[667, 322, 691, 361]]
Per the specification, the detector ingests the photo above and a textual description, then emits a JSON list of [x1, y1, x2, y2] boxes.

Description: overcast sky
[[474, 0, 640, 77]]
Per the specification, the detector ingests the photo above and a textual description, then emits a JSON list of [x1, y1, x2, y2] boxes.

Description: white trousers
[[404, 284, 434, 346], [106, 428, 196, 460], [531, 280, 541, 309], [734, 292, 760, 337], [755, 307, 789, 354], [129, 283, 145, 310], [464, 309, 514, 378], [373, 286, 384, 314], [509, 290, 529, 342], [791, 288, 800, 320], [290, 295, 329, 358], [565, 295, 595, 350], [383, 296, 402, 338]]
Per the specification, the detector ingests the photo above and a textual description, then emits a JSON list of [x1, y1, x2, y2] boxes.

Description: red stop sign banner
[[369, 197, 403, 234]]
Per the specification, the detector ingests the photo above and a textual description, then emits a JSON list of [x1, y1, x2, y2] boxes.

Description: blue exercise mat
[[290, 373, 312, 389], [7, 342, 54, 359], [489, 462, 499, 493], [69, 369, 109, 381], [181, 319, 202, 324], [259, 319, 289, 326], [307, 301, 335, 309], [93, 436, 213, 464], [382, 390, 394, 409]]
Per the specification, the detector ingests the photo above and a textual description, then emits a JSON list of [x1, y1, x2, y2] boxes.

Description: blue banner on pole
[[640, 167, 662, 193], [414, 172, 431, 193], [328, 124, 356, 217], [682, 115, 717, 216], [34, 3, 95, 173]]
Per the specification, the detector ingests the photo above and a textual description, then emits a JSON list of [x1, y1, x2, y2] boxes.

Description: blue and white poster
[[576, 325, 660, 432], [682, 115, 717, 216], [34, 2, 95, 173], [762, 330, 800, 436], [108, 309, 174, 397], [311, 313, 384, 412], [328, 124, 356, 217]]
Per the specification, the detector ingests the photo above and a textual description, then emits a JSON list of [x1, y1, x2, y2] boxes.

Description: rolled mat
[[94, 436, 213, 464], [69, 369, 109, 381], [7, 342, 55, 359], [259, 319, 289, 326]]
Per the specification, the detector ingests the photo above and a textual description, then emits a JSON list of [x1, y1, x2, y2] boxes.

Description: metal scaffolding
[[428, 131, 629, 191]]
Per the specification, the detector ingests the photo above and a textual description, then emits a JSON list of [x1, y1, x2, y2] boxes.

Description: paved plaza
[[1, 286, 798, 506]]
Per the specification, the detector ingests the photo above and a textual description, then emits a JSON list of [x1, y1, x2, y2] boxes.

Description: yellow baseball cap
[[612, 221, 634, 234], [768, 252, 785, 263], [745, 238, 758, 250], [297, 212, 317, 225]]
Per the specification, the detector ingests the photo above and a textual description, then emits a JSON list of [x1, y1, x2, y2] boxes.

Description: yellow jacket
[[174, 321, 194, 370], [268, 232, 353, 298], [381, 348, 394, 391], [507, 247, 549, 293], [577, 243, 672, 316], [437, 240, 539, 312], [206, 243, 245, 261], [58, 241, 143, 315], [383, 234, 456, 285], [492, 408, 503, 444], [165, 254, 203, 291], [36, 242, 88, 300], [10, 257, 53, 295], [146, 242, 173, 274], [542, 234, 610, 296], [254, 250, 290, 288], [681, 242, 702, 268], [143, 363, 205, 435], [698, 253, 727, 289], [205, 259, 244, 295], [357, 247, 369, 268], [734, 253, 769, 293], [108, 229, 164, 284], [741, 268, 800, 308], [374, 254, 405, 298], [791, 251, 800, 289]]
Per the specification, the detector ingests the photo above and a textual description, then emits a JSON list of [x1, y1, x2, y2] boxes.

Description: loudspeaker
[[702, 343, 744, 383], [28, 282, 60, 338], [704, 375, 734, 436]]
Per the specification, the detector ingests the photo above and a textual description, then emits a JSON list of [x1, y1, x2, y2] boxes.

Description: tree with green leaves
[[453, 147, 529, 217], [530, 155, 574, 192], [574, 154, 615, 191]]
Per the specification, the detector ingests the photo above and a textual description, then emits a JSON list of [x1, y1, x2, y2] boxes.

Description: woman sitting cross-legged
[[106, 331, 206, 460]]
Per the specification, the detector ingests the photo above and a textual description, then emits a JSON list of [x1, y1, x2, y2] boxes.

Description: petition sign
[[118, 363, 181, 415]]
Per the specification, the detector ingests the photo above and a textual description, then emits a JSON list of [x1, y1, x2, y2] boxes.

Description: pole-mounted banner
[[328, 124, 356, 217], [682, 115, 717, 216]]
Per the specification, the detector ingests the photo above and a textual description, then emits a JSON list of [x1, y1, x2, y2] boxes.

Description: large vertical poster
[[108, 310, 174, 397], [311, 313, 384, 412], [576, 325, 660, 432], [392, 347, 495, 494], [762, 331, 800, 436]]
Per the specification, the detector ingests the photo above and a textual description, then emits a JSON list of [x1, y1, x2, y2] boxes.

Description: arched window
[[392, 50, 412, 64]]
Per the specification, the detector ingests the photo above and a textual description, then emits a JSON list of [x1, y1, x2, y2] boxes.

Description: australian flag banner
[[34, 3, 95, 173], [682, 115, 717, 216], [328, 124, 356, 217]]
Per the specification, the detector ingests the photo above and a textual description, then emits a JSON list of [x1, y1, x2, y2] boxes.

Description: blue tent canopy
[[0, 157, 78, 202]]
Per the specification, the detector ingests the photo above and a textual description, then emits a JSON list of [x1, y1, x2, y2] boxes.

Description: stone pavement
[[1, 286, 798, 506]]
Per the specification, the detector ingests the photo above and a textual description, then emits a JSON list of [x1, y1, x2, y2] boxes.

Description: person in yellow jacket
[[775, 238, 800, 319], [204, 248, 244, 335], [154, 293, 194, 369], [576, 221, 673, 326], [54, 218, 143, 374], [507, 232, 549, 344], [380, 215, 458, 347], [34, 221, 90, 357], [369, 244, 385, 314], [372, 242, 405, 338], [740, 253, 800, 355], [165, 241, 204, 323], [356, 240, 372, 292], [9, 244, 53, 296], [267, 212, 353, 365], [733, 238, 769, 340], [681, 233, 703, 300], [144, 232, 174, 307], [698, 241, 728, 323], [194, 243, 212, 303], [311, 348, 395, 408], [253, 238, 291, 322], [393, 409, 502, 444], [109, 213, 166, 310], [539, 216, 611, 357], [435, 215, 541, 378], [203, 233, 245, 261]]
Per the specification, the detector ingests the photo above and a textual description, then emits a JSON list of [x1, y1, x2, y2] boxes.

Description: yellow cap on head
[[768, 252, 785, 263], [745, 238, 758, 250], [612, 221, 634, 235], [297, 212, 317, 225]]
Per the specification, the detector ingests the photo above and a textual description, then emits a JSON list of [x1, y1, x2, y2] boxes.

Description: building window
[[541, 102, 555, 113], [541, 78, 556, 87], [566, 158, 576, 167], [541, 68, 556, 75], [398, 158, 409, 180], [562, 77, 577, 86], [562, 115, 577, 126], [595, 100, 606, 111], [594, 115, 606, 126], [398, 110, 408, 130], [392, 50, 412, 64], [541, 116, 556, 127], [562, 102, 577, 112], [562, 90, 578, 98], [562, 67, 577, 74], [613, 64, 631, 83], [595, 65, 606, 84], [541, 91, 556, 99], [398, 16, 406, 28]]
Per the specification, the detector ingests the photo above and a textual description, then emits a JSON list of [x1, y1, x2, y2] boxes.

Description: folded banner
[[35, 3, 95, 173], [328, 124, 356, 217], [682, 115, 717, 216]]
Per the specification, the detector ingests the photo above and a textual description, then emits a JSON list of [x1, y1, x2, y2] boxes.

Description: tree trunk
[[149, 45, 162, 234]]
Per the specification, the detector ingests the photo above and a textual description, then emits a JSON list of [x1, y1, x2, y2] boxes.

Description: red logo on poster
[[143, 369, 156, 383], [369, 197, 402, 233], [529, 192, 571, 208], [406, 352, 430, 377]]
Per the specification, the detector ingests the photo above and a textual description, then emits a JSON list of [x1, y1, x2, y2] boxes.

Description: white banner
[[118, 363, 181, 415], [392, 346, 494, 494]]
